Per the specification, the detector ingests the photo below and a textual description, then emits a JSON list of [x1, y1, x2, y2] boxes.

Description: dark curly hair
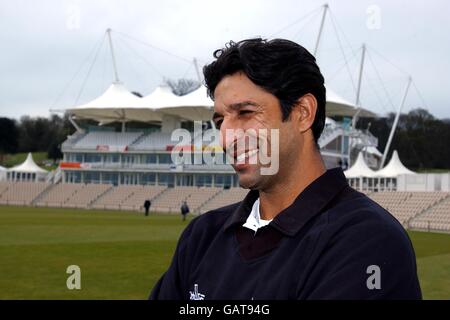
[[203, 38, 326, 142]]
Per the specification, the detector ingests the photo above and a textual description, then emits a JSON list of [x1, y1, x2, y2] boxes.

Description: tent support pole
[[313, 4, 328, 56], [107, 28, 120, 83], [193, 58, 202, 82], [380, 76, 412, 169], [352, 44, 366, 129], [347, 44, 366, 168], [68, 116, 84, 133]]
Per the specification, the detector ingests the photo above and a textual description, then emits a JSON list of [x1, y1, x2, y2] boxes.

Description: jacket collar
[[223, 168, 349, 236]]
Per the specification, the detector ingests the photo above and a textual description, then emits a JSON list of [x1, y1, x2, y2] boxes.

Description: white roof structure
[[8, 153, 47, 174], [139, 84, 180, 108], [153, 85, 213, 121], [0, 165, 6, 171], [344, 152, 377, 178], [376, 150, 416, 178], [147, 85, 375, 121], [326, 88, 376, 117], [138, 85, 212, 121], [62, 83, 376, 123], [66, 82, 163, 123]]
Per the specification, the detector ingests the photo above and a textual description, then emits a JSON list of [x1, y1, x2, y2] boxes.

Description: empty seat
[[200, 188, 249, 213], [0, 181, 49, 205], [74, 132, 143, 151], [119, 185, 167, 211], [63, 183, 112, 208], [35, 183, 84, 207]]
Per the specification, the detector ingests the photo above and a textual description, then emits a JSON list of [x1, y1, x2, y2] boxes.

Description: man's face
[[213, 72, 301, 190]]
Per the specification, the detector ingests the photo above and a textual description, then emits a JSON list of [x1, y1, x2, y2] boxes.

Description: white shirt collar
[[242, 198, 272, 232]]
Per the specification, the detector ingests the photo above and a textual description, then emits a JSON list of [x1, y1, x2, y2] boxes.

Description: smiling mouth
[[235, 149, 258, 163]]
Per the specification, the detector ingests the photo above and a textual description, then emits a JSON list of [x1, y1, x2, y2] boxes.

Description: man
[[144, 199, 151, 216], [180, 201, 190, 221], [149, 38, 421, 299]]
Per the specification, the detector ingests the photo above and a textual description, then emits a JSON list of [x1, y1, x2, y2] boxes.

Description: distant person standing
[[144, 199, 151, 216], [180, 201, 190, 221]]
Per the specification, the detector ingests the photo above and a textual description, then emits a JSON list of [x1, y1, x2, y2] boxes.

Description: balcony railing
[[61, 161, 235, 172]]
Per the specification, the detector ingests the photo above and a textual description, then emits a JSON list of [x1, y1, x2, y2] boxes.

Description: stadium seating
[[410, 195, 450, 232], [0, 181, 11, 196], [119, 185, 167, 211], [199, 188, 249, 213], [151, 186, 198, 213], [35, 183, 84, 207], [131, 132, 176, 150], [92, 185, 165, 211], [2, 181, 450, 233], [368, 192, 448, 226], [63, 183, 112, 208], [73, 132, 143, 150], [394, 192, 448, 225], [91, 184, 141, 210], [0, 181, 49, 205], [61, 132, 86, 149], [185, 187, 222, 213]]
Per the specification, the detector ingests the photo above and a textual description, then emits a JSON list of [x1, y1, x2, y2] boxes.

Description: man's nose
[[218, 118, 241, 151], [219, 118, 232, 149]]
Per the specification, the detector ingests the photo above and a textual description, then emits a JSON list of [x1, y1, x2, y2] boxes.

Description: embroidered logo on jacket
[[189, 284, 205, 300]]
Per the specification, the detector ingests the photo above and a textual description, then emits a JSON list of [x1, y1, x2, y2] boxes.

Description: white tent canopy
[[326, 88, 376, 118], [138, 85, 212, 121], [7, 153, 47, 182], [8, 153, 47, 174], [139, 84, 180, 108], [175, 85, 212, 108], [344, 152, 377, 178], [376, 150, 416, 178], [147, 85, 376, 121], [61, 83, 376, 124], [153, 85, 214, 121], [65, 82, 163, 123], [0, 165, 5, 181]]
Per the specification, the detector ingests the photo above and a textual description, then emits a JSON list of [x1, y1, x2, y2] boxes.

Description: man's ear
[[294, 93, 318, 134]]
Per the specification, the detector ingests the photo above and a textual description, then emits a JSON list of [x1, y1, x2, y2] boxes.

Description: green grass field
[[0, 205, 449, 300]]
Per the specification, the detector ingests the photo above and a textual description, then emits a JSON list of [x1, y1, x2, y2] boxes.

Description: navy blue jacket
[[149, 168, 422, 300]]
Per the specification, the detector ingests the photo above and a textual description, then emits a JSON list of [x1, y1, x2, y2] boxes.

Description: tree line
[[0, 108, 449, 170], [0, 115, 74, 164], [358, 108, 450, 170]]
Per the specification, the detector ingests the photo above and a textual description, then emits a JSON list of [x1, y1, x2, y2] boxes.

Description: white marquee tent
[[65, 82, 163, 123], [154, 85, 214, 121], [344, 152, 377, 178], [138, 84, 180, 108], [344, 150, 416, 191], [344, 152, 378, 191], [138, 85, 213, 121], [61, 83, 376, 125], [7, 153, 48, 182], [0, 165, 6, 181], [376, 150, 416, 178]]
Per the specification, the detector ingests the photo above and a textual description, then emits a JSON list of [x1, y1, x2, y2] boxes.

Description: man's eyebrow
[[212, 101, 261, 121], [228, 101, 260, 110]]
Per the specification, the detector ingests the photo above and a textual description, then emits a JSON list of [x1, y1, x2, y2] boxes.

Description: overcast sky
[[1, 0, 449, 120]]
